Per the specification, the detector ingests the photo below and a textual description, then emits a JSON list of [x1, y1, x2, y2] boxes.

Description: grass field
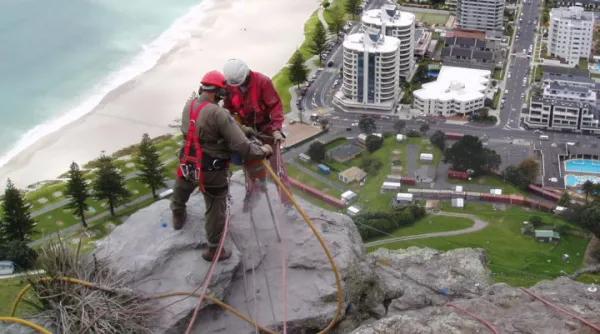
[[369, 215, 474, 242], [448, 175, 526, 195], [0, 278, 27, 316], [368, 203, 591, 286], [412, 12, 450, 26]]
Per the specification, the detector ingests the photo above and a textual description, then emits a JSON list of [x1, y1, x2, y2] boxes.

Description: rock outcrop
[[352, 277, 600, 334], [4, 174, 599, 334], [95, 175, 365, 333]]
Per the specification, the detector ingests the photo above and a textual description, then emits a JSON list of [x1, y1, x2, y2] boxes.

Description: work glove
[[241, 125, 257, 138], [273, 130, 285, 143], [260, 144, 273, 158]]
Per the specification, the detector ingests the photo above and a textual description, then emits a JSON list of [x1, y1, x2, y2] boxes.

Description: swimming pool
[[565, 174, 600, 187], [564, 159, 600, 174]]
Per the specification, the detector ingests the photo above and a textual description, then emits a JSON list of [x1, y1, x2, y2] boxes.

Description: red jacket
[[224, 71, 283, 135]]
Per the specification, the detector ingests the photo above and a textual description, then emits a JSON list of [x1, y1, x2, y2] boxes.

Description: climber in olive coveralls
[[170, 70, 272, 262]]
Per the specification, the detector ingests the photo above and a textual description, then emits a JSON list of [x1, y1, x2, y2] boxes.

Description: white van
[[539, 135, 549, 141]]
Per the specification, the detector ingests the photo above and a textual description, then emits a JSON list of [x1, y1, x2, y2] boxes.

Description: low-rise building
[[414, 28, 432, 58], [341, 190, 358, 205], [347, 206, 361, 216], [525, 67, 600, 134], [535, 229, 561, 242], [381, 181, 402, 192], [420, 153, 434, 162], [339, 166, 368, 184], [556, 0, 600, 11], [441, 29, 501, 70], [451, 198, 465, 208], [394, 192, 414, 206], [413, 66, 491, 116]]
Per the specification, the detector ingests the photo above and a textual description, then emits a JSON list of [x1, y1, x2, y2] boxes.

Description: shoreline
[[0, 0, 317, 189]]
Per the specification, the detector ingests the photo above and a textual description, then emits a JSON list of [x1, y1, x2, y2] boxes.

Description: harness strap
[[181, 99, 210, 192]]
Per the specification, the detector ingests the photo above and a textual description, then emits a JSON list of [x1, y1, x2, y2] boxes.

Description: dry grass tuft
[[25, 237, 154, 333]]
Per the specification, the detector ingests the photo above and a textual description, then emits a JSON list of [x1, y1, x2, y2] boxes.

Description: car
[[351, 122, 358, 126], [289, 119, 297, 125], [327, 60, 334, 67], [346, 127, 352, 131]]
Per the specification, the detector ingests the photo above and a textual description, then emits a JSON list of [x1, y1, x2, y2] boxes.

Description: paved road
[[500, 0, 542, 130], [364, 211, 489, 248]]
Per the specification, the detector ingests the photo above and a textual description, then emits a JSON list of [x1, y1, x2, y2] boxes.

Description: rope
[[0, 317, 52, 334], [520, 288, 600, 332], [261, 161, 345, 333], [447, 303, 499, 334], [274, 141, 290, 334], [184, 200, 232, 334]]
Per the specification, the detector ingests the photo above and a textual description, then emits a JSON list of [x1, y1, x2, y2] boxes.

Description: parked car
[[0, 261, 15, 276]]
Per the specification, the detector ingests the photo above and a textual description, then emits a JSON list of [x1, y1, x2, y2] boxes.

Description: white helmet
[[223, 59, 250, 86]]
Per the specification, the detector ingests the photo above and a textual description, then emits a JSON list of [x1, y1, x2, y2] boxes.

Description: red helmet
[[200, 70, 226, 90]]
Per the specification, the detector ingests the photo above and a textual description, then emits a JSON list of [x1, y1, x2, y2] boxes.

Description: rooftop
[[413, 66, 491, 102], [362, 6, 415, 28], [340, 166, 367, 180], [550, 6, 595, 22], [344, 32, 401, 54], [445, 28, 487, 40], [543, 66, 594, 85]]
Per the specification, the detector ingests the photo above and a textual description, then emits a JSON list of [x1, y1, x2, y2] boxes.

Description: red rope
[[447, 303, 499, 334], [520, 288, 600, 332], [184, 205, 231, 334]]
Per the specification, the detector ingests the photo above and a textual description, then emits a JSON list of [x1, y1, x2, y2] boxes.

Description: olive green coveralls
[[170, 94, 266, 246]]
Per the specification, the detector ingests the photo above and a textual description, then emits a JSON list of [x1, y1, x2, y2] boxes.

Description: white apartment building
[[362, 4, 415, 80], [336, 30, 401, 111], [525, 70, 600, 133], [413, 66, 491, 116], [548, 6, 594, 67], [457, 0, 505, 32]]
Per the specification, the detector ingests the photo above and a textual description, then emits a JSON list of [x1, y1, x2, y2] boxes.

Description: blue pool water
[[565, 174, 600, 187], [564, 159, 600, 174]]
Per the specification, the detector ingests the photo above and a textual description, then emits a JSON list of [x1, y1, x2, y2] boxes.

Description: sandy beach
[[0, 0, 318, 188]]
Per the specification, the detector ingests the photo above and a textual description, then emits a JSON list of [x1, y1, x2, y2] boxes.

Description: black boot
[[172, 210, 187, 230], [202, 247, 232, 262]]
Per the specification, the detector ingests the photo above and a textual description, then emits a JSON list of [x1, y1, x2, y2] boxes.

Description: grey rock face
[[95, 173, 365, 334], [95, 195, 241, 333], [352, 277, 600, 334], [370, 247, 491, 313]]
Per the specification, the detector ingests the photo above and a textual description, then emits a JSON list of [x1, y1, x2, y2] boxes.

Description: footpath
[[365, 211, 489, 248]]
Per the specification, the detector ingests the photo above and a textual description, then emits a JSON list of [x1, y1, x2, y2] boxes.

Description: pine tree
[[66, 162, 90, 228], [93, 154, 130, 216], [328, 5, 346, 39], [289, 51, 308, 88], [1, 179, 36, 243], [136, 134, 166, 198], [311, 21, 327, 62]]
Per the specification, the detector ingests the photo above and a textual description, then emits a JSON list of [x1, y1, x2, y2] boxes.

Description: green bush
[[353, 205, 426, 239]]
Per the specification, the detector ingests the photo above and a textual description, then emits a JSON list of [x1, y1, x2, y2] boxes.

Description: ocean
[[0, 0, 210, 168]]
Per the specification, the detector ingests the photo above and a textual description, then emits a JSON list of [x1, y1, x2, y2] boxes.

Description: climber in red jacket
[[223, 58, 291, 211]]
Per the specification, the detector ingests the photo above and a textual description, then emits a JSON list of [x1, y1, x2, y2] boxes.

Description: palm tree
[[582, 180, 595, 203]]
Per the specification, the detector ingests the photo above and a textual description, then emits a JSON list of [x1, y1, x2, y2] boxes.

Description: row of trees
[[288, 0, 361, 87], [0, 134, 167, 269], [353, 205, 426, 239]]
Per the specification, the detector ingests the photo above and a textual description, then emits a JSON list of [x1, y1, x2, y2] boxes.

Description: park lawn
[[412, 12, 449, 26], [0, 278, 28, 316], [273, 67, 293, 114], [25, 182, 67, 211], [370, 215, 474, 242], [324, 137, 348, 151], [369, 203, 591, 287], [287, 164, 342, 198], [448, 175, 526, 195], [577, 273, 600, 284]]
